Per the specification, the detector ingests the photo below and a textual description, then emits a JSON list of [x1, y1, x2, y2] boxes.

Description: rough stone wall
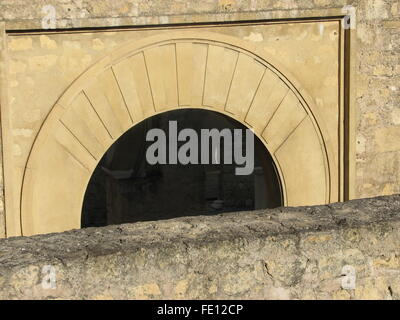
[[353, 0, 400, 199], [0, 194, 399, 300], [0, 1, 398, 235]]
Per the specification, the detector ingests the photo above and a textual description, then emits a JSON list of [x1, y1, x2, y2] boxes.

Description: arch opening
[[81, 109, 282, 227]]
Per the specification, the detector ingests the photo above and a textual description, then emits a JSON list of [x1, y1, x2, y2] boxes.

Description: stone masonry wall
[[0, 1, 399, 238], [0, 194, 399, 299], [0, 0, 399, 230]]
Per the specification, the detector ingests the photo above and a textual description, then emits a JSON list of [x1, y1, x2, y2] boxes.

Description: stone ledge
[[0, 194, 400, 299]]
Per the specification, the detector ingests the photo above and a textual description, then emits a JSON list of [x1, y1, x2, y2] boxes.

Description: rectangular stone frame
[[0, 22, 6, 238], [0, 8, 356, 237]]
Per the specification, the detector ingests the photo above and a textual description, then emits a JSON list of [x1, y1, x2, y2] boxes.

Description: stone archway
[[20, 31, 337, 236]]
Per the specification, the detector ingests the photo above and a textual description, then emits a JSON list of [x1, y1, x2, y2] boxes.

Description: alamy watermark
[[145, 121, 255, 175], [342, 5, 357, 30], [41, 265, 56, 289], [341, 265, 356, 290], [41, 5, 56, 29]]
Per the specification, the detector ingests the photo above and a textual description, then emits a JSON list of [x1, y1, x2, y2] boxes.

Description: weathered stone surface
[[0, 194, 399, 299], [0, 0, 399, 238]]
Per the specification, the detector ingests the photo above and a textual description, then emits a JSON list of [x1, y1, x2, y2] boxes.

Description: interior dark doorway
[[81, 109, 282, 227]]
